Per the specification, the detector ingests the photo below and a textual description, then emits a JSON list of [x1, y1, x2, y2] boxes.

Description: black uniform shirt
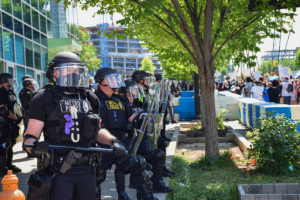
[[0, 87, 16, 113], [19, 88, 33, 111], [95, 88, 133, 139]]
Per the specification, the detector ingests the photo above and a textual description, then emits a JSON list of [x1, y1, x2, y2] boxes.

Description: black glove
[[15, 116, 23, 124], [111, 139, 127, 157], [132, 112, 148, 129], [31, 141, 49, 157]]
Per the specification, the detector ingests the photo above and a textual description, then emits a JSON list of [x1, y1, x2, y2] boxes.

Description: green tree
[[295, 48, 300, 69], [139, 57, 156, 74], [65, 0, 296, 158], [260, 59, 297, 75], [78, 28, 101, 73]]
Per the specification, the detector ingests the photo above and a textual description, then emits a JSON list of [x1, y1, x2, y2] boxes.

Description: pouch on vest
[[82, 112, 100, 141], [27, 171, 51, 200]]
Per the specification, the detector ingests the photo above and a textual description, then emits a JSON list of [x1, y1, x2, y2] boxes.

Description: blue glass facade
[[0, 0, 80, 91]]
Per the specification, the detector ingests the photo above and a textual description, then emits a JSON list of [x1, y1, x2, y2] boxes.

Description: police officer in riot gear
[[0, 73, 22, 175], [23, 52, 127, 200], [94, 68, 158, 200], [19, 76, 36, 130], [130, 71, 173, 192]]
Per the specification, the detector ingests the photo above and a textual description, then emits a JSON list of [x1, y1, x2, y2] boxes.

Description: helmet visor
[[104, 73, 125, 89], [143, 76, 155, 87], [54, 64, 89, 88], [127, 85, 140, 99]]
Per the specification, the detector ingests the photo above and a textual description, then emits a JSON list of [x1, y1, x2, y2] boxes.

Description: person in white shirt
[[281, 77, 292, 105], [251, 81, 264, 101]]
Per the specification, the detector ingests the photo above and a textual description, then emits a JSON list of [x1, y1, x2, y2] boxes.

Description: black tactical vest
[[7, 89, 17, 113], [43, 87, 98, 146]]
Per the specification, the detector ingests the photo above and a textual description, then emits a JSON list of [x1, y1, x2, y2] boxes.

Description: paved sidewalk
[[3, 123, 179, 200]]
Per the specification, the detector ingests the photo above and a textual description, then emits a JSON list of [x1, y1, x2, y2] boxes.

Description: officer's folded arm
[[23, 118, 44, 154]]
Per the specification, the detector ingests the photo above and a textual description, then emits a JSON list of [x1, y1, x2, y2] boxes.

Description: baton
[[25, 144, 114, 153]]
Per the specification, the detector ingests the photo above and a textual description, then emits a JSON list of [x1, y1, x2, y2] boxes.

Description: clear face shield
[[127, 85, 144, 100], [103, 73, 125, 89], [54, 64, 89, 88], [143, 76, 156, 87]]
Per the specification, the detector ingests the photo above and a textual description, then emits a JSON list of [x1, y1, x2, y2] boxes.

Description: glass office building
[[86, 24, 162, 78], [0, 0, 80, 94]]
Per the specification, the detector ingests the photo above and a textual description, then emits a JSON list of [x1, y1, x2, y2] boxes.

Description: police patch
[[60, 99, 89, 113], [105, 101, 125, 110]]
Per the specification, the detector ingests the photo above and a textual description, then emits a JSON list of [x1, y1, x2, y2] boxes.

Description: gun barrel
[[25, 144, 113, 153]]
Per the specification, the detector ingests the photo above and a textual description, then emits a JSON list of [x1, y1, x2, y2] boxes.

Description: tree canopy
[[295, 48, 300, 69], [139, 57, 156, 74], [78, 28, 101, 73]]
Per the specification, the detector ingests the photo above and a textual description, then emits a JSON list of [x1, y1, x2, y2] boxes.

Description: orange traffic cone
[[0, 170, 25, 200]]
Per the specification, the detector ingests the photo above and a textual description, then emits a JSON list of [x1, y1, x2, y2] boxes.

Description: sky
[[78, 7, 300, 64]]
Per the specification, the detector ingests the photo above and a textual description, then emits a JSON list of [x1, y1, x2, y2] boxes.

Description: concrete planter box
[[238, 183, 300, 200]]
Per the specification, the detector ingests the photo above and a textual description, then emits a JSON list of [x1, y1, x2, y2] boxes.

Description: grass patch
[[167, 152, 300, 200]]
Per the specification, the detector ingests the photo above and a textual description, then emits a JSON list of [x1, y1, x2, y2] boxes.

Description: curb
[[230, 129, 251, 153], [156, 125, 180, 200]]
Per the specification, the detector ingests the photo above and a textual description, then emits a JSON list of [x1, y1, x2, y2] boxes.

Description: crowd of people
[[216, 75, 300, 105], [0, 51, 180, 200]]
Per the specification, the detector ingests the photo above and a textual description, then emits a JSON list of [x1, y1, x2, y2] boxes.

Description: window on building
[[2, 13, 13, 30], [0, 29, 2, 59], [23, 4, 31, 25], [41, 33, 47, 47], [41, 47, 47, 71], [1, 0, 12, 13], [15, 35, 25, 65], [34, 44, 41, 69], [31, 0, 38, 9], [32, 10, 39, 30], [126, 58, 136, 63], [40, 15, 46, 33], [26, 69, 34, 78], [14, 19, 23, 35], [16, 66, 25, 92], [33, 30, 40, 43], [109, 48, 115, 52], [117, 42, 127, 48], [3, 30, 14, 62], [39, 0, 45, 13], [25, 40, 33, 68], [118, 48, 128, 53], [13, 0, 22, 20], [113, 58, 124, 62], [129, 49, 141, 54], [24, 25, 32, 39]]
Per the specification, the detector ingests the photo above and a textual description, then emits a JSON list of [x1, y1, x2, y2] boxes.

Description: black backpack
[[287, 84, 293, 93]]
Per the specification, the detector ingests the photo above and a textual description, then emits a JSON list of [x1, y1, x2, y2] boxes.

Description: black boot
[[115, 167, 132, 200], [151, 153, 172, 193], [135, 170, 158, 200], [163, 166, 175, 177]]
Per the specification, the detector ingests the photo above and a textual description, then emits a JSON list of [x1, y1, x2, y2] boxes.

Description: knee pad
[[154, 150, 165, 161]]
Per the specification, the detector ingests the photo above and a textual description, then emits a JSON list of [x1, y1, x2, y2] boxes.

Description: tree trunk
[[193, 72, 201, 120], [199, 65, 219, 159]]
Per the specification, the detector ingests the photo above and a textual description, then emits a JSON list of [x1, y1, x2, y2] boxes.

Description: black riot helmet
[[22, 78, 35, 88], [125, 80, 145, 100], [0, 73, 13, 85], [46, 52, 89, 90], [154, 73, 162, 82], [132, 70, 155, 91], [22, 75, 33, 82], [94, 67, 125, 89]]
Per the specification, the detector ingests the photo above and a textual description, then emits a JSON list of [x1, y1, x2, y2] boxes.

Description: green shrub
[[216, 109, 228, 130], [246, 115, 300, 175]]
